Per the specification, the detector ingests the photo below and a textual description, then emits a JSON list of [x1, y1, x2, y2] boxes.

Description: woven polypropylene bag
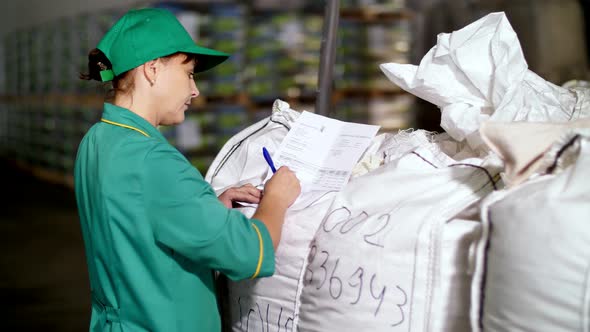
[[471, 133, 590, 332]]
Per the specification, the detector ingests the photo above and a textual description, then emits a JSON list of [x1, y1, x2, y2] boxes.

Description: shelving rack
[[0, 0, 417, 187]]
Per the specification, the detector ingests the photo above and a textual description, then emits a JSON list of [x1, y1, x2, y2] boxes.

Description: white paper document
[[269, 111, 380, 192]]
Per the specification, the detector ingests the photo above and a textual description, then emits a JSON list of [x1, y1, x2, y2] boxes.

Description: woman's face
[[153, 54, 199, 126]]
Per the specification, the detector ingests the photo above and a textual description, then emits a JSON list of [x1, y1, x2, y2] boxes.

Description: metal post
[[316, 0, 340, 116]]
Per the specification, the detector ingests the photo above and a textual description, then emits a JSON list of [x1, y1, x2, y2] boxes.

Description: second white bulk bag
[[470, 124, 590, 332], [296, 132, 501, 332]]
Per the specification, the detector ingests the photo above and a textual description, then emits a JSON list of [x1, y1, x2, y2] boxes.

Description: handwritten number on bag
[[348, 267, 364, 304], [340, 212, 369, 234], [285, 317, 294, 331], [322, 207, 350, 232], [317, 251, 330, 290], [304, 244, 318, 285], [323, 207, 369, 234], [391, 286, 408, 327], [246, 308, 256, 331], [363, 214, 390, 247], [238, 297, 243, 329], [256, 303, 264, 330], [323, 206, 392, 249], [329, 258, 343, 299], [264, 303, 270, 332], [305, 247, 409, 327], [370, 274, 386, 316], [240, 299, 296, 332]]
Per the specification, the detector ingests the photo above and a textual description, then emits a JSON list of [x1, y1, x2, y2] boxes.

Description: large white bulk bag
[[470, 123, 590, 332], [295, 132, 501, 332], [379, 12, 584, 153], [206, 100, 338, 332]]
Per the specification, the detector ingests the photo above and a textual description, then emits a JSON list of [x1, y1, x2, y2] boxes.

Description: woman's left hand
[[218, 183, 262, 208]]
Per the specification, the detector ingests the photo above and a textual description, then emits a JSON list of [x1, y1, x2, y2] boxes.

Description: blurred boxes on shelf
[[0, 0, 419, 178], [368, 94, 416, 131]]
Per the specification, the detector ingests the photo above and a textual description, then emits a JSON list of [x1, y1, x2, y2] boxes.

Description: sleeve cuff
[[249, 218, 275, 278]]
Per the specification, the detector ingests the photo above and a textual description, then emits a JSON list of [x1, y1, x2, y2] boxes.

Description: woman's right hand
[[252, 166, 301, 249], [262, 166, 301, 208]]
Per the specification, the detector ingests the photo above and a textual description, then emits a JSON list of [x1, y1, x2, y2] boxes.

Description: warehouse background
[[0, 0, 588, 330]]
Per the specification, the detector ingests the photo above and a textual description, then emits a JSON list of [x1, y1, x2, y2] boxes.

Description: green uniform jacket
[[74, 103, 275, 331]]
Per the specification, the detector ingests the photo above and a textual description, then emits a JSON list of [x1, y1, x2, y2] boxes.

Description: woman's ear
[[142, 59, 159, 86]]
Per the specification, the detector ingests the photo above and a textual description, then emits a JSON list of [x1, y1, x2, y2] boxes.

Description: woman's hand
[[252, 166, 301, 249], [218, 183, 262, 208], [262, 166, 301, 209]]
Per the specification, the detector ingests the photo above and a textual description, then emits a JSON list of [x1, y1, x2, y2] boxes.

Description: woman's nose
[[191, 80, 199, 98]]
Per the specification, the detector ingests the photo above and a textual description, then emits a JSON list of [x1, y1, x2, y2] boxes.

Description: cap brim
[[181, 44, 230, 73]]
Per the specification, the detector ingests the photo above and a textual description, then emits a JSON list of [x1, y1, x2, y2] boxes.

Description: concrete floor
[[0, 161, 90, 331]]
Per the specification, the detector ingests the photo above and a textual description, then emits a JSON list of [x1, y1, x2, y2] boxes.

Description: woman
[[75, 7, 300, 332]]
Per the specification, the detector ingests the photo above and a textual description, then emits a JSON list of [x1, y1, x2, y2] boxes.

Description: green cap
[[97, 8, 230, 81]]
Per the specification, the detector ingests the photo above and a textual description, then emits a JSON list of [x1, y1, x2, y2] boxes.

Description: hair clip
[[97, 61, 114, 82], [100, 69, 114, 82]]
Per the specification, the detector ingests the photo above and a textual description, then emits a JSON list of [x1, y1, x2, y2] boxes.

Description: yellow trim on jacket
[[250, 223, 264, 279], [101, 118, 150, 137]]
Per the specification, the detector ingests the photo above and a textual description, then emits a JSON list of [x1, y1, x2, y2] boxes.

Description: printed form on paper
[[269, 111, 380, 192]]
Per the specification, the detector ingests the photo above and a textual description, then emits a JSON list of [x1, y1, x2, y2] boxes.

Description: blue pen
[[262, 147, 277, 173]]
